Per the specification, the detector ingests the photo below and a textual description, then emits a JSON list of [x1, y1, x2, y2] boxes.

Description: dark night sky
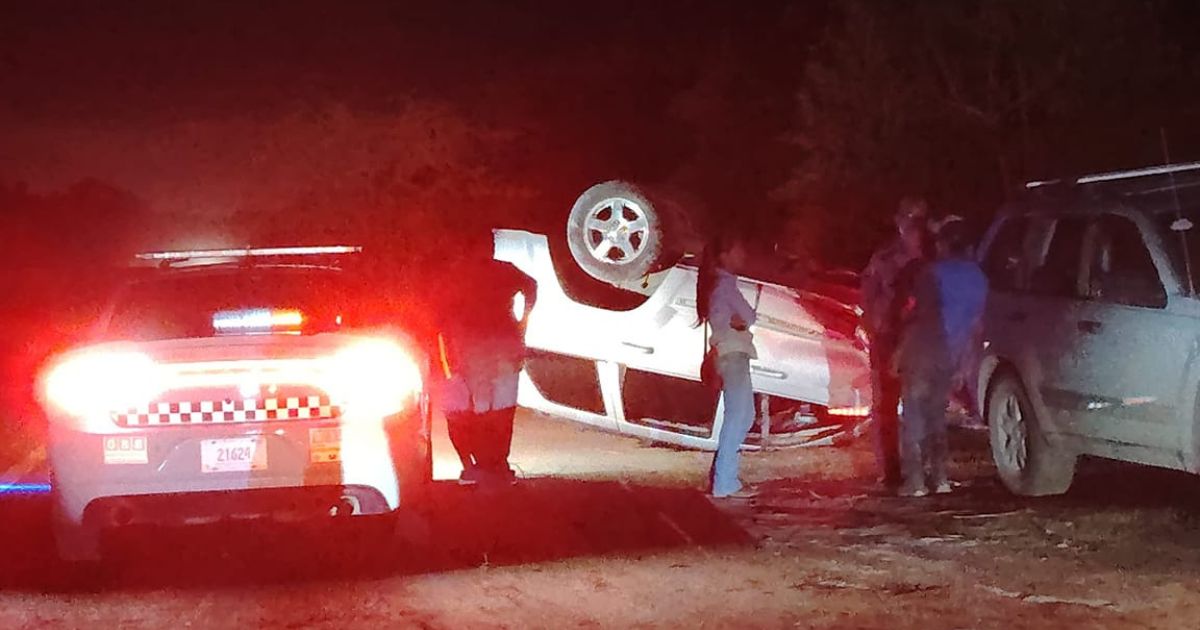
[[4, 1, 1198, 264], [0, 1, 819, 226]]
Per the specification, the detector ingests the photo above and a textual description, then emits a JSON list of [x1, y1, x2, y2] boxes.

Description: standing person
[[933, 214, 983, 426], [697, 234, 758, 499], [436, 232, 536, 485], [893, 217, 988, 497], [860, 197, 931, 489]]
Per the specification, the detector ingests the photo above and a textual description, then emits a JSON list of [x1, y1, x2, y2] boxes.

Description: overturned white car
[[495, 181, 873, 450]]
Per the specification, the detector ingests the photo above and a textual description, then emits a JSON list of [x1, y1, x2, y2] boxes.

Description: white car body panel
[[495, 229, 871, 450]]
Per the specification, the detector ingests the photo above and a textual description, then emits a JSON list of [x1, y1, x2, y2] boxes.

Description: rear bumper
[[48, 409, 426, 526], [81, 485, 390, 529]]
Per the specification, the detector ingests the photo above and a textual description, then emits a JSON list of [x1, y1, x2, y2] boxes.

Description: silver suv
[[976, 162, 1200, 495]]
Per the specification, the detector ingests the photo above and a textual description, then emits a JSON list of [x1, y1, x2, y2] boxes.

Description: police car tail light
[[321, 338, 422, 417], [41, 350, 163, 421]]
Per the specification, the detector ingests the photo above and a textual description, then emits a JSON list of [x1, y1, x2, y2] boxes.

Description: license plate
[[308, 427, 342, 463], [201, 437, 268, 473]]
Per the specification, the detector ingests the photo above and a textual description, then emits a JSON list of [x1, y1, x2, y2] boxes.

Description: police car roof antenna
[[1160, 126, 1195, 296]]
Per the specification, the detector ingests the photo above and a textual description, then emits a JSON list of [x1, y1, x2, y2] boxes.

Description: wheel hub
[[997, 392, 1028, 472], [583, 197, 649, 265]]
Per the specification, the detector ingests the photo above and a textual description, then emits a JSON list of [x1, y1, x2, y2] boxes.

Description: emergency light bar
[[212, 309, 305, 333], [136, 246, 362, 261]]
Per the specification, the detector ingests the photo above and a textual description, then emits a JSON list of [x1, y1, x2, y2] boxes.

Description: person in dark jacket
[[859, 197, 931, 489], [893, 217, 988, 497], [435, 232, 535, 485]]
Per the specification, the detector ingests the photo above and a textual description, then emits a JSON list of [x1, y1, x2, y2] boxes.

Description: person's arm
[[707, 282, 734, 331], [859, 252, 884, 333], [731, 284, 757, 330]]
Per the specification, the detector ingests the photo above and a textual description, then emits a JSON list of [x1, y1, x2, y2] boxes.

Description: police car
[[37, 247, 432, 563]]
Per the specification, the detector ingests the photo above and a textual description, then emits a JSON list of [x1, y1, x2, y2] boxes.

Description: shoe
[[934, 481, 953, 495], [897, 485, 929, 498], [458, 465, 482, 485], [713, 486, 758, 500]]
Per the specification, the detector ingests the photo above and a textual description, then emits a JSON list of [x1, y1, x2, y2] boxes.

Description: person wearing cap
[[892, 217, 988, 497], [860, 197, 931, 490]]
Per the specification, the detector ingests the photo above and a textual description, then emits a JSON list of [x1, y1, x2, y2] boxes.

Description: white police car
[[38, 247, 431, 563]]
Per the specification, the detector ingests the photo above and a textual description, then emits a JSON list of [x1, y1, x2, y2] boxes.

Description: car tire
[[986, 370, 1077, 496], [566, 181, 677, 289]]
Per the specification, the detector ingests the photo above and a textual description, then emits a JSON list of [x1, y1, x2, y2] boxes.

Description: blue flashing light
[[0, 482, 52, 495]]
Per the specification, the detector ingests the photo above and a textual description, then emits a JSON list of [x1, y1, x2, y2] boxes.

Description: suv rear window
[[104, 267, 358, 341]]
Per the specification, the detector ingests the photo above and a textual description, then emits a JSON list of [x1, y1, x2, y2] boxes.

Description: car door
[[614, 265, 707, 379], [1010, 214, 1093, 437], [1064, 212, 1190, 453]]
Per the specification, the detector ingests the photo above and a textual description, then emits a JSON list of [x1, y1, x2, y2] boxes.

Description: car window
[[1029, 217, 1087, 298], [982, 216, 1027, 292], [1086, 215, 1167, 309], [104, 268, 358, 341], [1152, 200, 1200, 291]]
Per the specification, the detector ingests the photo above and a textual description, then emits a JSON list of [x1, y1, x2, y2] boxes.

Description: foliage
[[782, 0, 1191, 266]]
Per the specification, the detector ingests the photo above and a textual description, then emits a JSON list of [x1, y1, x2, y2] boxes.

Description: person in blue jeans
[[893, 217, 988, 497], [697, 234, 758, 499]]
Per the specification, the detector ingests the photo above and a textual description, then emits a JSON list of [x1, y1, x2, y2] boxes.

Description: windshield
[[103, 267, 358, 341]]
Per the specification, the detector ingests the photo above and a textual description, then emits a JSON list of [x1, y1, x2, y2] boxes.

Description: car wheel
[[987, 370, 1077, 496], [566, 181, 676, 289]]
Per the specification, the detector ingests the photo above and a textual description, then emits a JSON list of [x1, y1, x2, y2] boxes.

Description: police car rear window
[[103, 268, 356, 341]]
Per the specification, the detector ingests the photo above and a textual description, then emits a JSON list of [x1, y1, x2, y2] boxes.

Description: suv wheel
[[987, 371, 1077, 496], [566, 181, 676, 289]]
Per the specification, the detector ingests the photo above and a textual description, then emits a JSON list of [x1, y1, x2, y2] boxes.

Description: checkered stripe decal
[[114, 396, 341, 427]]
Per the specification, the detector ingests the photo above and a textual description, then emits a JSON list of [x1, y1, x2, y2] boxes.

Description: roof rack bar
[[1076, 161, 1200, 184], [1025, 162, 1200, 189], [135, 245, 362, 261]]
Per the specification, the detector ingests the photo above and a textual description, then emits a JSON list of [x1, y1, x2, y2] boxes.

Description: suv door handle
[[1077, 320, 1103, 334], [621, 341, 655, 354], [751, 365, 786, 379]]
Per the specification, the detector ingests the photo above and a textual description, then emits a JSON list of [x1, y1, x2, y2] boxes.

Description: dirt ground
[[4, 410, 1200, 628]]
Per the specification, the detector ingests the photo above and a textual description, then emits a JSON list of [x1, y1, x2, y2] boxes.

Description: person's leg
[[475, 407, 516, 479], [445, 411, 475, 469], [899, 366, 931, 496], [869, 346, 902, 486], [711, 353, 755, 497], [445, 411, 479, 481], [925, 363, 955, 491]]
